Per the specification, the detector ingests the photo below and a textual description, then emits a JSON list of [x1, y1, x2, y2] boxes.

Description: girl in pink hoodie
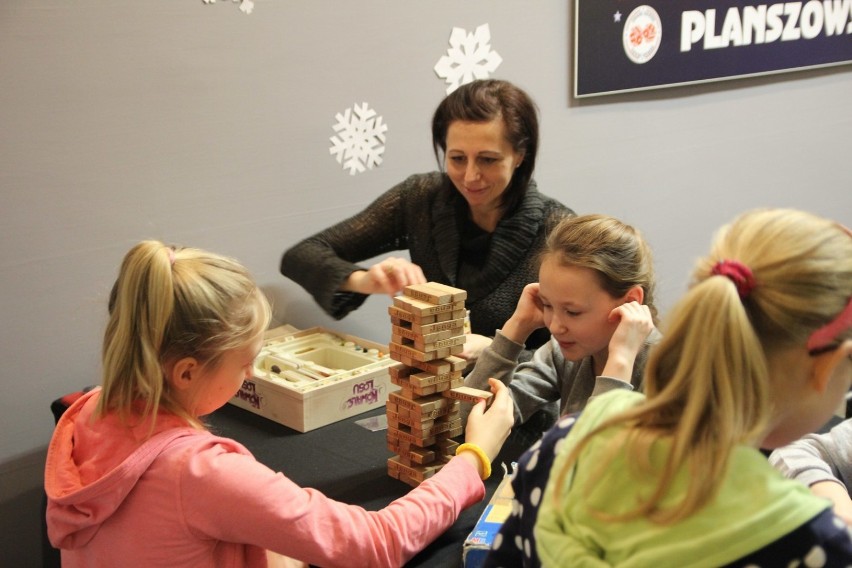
[[45, 240, 513, 568]]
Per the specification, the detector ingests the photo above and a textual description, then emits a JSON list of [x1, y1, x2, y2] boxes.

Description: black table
[[206, 403, 526, 568]]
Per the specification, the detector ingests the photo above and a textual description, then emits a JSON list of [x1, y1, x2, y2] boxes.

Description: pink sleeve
[[178, 439, 484, 568]]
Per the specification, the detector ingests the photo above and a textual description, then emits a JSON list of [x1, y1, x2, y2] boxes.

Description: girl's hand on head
[[601, 301, 655, 381], [459, 333, 492, 362], [343, 258, 427, 296], [463, 379, 514, 463], [501, 283, 546, 344]]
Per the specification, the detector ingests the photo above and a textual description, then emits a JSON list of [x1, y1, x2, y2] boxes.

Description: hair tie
[[711, 260, 755, 299], [168, 248, 176, 266]]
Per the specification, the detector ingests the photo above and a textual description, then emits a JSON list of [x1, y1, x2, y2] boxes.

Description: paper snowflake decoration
[[329, 103, 388, 175], [434, 24, 503, 94], [202, 0, 254, 15]]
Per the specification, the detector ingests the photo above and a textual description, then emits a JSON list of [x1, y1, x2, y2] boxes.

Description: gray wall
[[1, 1, 850, 565]]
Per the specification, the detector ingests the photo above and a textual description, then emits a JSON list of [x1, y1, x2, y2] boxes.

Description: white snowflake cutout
[[329, 102, 388, 175], [434, 24, 503, 94], [201, 0, 254, 15]]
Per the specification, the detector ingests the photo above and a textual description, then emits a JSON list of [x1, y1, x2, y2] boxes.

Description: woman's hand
[[342, 257, 426, 296], [500, 283, 546, 344], [461, 379, 514, 466], [601, 301, 655, 381], [459, 333, 492, 362]]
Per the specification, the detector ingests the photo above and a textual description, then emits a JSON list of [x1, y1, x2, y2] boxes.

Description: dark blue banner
[[575, 0, 852, 97]]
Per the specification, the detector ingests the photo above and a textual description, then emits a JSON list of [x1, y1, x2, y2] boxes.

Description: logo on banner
[[623, 5, 663, 63]]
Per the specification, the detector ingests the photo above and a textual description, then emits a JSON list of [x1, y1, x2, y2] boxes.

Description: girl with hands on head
[[463, 214, 659, 447], [485, 208, 852, 567], [45, 241, 516, 568]]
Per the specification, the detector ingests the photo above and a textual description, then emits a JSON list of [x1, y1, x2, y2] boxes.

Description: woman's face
[[444, 119, 524, 216]]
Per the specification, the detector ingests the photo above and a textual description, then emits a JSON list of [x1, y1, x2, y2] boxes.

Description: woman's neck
[[469, 205, 502, 233]]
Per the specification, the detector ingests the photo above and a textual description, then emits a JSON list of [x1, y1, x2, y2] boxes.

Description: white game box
[[228, 325, 397, 432]]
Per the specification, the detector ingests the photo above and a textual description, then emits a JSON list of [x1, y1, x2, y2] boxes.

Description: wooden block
[[443, 425, 464, 438], [408, 355, 467, 376], [387, 424, 436, 447], [387, 409, 436, 430], [409, 370, 462, 388], [435, 309, 467, 322], [389, 341, 460, 363], [393, 296, 466, 318], [388, 306, 441, 325], [389, 392, 454, 415], [392, 333, 466, 353], [391, 317, 466, 336], [391, 324, 465, 346], [403, 283, 454, 306], [423, 282, 467, 302], [444, 386, 494, 407], [388, 442, 437, 465], [436, 438, 459, 456], [413, 417, 462, 437], [387, 363, 413, 381], [387, 458, 432, 483]]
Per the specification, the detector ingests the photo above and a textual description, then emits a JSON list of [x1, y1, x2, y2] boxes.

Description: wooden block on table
[[444, 386, 494, 407]]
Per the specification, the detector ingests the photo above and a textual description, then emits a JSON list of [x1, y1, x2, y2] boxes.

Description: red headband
[[807, 296, 852, 353], [806, 223, 852, 352], [711, 260, 755, 299]]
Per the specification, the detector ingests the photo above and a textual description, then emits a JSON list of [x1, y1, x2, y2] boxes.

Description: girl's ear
[[623, 285, 645, 305], [808, 339, 852, 393], [167, 357, 200, 392]]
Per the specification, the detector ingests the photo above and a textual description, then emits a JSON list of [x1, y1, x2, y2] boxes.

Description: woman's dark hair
[[432, 79, 539, 214]]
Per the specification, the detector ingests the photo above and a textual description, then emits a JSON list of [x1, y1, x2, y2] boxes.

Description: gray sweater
[[463, 329, 658, 426], [770, 418, 852, 493]]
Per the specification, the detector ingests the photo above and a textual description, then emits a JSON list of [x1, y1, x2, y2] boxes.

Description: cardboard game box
[[462, 465, 516, 568], [228, 325, 397, 432]]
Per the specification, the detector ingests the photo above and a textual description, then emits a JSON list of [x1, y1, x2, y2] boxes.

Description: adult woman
[[281, 79, 574, 362]]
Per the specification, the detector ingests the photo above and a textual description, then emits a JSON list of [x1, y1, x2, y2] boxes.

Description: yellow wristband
[[456, 443, 492, 480]]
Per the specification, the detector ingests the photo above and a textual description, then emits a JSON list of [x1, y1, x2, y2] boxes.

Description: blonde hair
[[541, 214, 658, 323], [97, 241, 271, 429], [554, 208, 852, 524]]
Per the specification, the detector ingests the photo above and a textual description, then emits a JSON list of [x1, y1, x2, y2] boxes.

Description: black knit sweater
[[280, 172, 574, 354]]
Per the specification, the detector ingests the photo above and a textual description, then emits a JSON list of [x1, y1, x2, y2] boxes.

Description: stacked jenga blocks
[[386, 282, 494, 487]]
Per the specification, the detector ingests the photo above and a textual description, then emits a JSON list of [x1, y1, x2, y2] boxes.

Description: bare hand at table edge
[[341, 257, 427, 297], [460, 379, 514, 469]]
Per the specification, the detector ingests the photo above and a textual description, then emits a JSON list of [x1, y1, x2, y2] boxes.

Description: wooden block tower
[[385, 282, 493, 487]]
